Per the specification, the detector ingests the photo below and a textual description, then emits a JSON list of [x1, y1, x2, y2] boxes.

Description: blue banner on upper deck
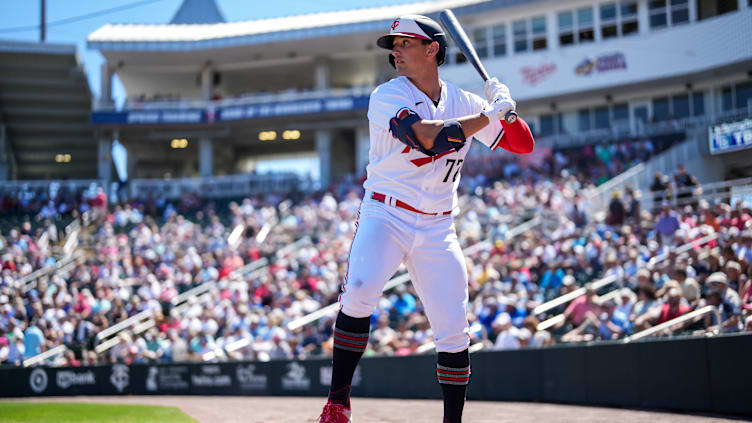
[[708, 118, 752, 155], [91, 96, 370, 125]]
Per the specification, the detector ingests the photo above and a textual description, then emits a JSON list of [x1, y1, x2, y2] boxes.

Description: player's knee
[[339, 286, 379, 318], [434, 332, 470, 354]]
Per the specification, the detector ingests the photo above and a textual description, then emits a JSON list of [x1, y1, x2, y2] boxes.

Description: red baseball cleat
[[317, 402, 352, 423]]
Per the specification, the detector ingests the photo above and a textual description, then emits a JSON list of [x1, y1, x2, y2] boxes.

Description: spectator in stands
[[650, 172, 668, 211], [606, 191, 626, 227], [556, 284, 599, 332], [704, 272, 742, 333], [22, 319, 44, 359], [655, 202, 681, 243], [634, 288, 690, 331], [673, 164, 698, 207]]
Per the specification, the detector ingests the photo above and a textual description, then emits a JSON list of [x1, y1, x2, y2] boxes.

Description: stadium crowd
[[1, 137, 751, 367]]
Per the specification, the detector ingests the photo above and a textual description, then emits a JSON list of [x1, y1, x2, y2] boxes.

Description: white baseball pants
[[339, 192, 470, 353]]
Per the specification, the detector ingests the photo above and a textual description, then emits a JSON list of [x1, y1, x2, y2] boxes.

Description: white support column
[[739, 0, 746, 11], [547, 10, 558, 50], [100, 61, 113, 109], [199, 137, 213, 177], [316, 129, 332, 189], [688, 0, 698, 22], [355, 125, 370, 177], [314, 57, 330, 91], [98, 137, 113, 182], [201, 65, 213, 101], [638, 0, 650, 35]]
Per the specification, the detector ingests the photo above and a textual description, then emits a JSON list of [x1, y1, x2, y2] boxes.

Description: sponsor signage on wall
[[146, 366, 191, 392], [91, 96, 370, 125], [574, 52, 627, 76], [708, 118, 752, 155]]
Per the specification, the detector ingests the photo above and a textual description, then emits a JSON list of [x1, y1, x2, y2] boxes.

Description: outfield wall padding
[[1, 334, 749, 416]]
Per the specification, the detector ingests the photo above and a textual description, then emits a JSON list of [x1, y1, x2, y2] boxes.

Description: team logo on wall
[[521, 63, 557, 86], [110, 364, 130, 392], [29, 368, 48, 393], [281, 362, 311, 390], [320, 366, 362, 386], [56, 370, 96, 389], [575, 52, 627, 76], [236, 364, 268, 390]]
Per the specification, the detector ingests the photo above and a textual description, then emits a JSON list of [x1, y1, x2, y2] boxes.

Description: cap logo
[[391, 19, 400, 30]]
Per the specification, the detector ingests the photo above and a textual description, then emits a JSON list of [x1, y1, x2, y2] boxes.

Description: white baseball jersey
[[364, 76, 504, 213]]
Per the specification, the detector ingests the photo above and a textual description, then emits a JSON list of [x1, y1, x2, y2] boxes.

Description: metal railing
[[535, 233, 719, 332], [18, 250, 85, 294], [624, 305, 721, 342], [23, 345, 68, 367], [94, 256, 270, 354], [645, 177, 752, 210]]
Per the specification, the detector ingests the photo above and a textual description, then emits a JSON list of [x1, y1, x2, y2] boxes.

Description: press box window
[[578, 108, 592, 132], [736, 81, 752, 112], [594, 106, 610, 129], [577, 7, 595, 42], [513, 20, 527, 53], [649, 0, 668, 28], [601, 3, 618, 39], [653, 97, 670, 121], [474, 27, 488, 58], [493, 24, 507, 57], [692, 92, 705, 116], [621, 2, 639, 35], [672, 94, 690, 119], [721, 86, 733, 111], [558, 11, 575, 46], [531, 16, 547, 50], [612, 103, 629, 122], [671, 0, 690, 25]]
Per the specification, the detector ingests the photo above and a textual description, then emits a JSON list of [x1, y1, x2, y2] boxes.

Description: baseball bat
[[439, 9, 518, 124]]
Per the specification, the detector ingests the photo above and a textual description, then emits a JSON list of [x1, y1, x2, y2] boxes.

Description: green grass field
[[0, 402, 197, 422]]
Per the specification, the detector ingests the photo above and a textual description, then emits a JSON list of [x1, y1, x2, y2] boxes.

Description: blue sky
[[0, 0, 415, 106]]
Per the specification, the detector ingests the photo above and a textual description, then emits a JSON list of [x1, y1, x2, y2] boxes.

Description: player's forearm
[[411, 114, 490, 149]]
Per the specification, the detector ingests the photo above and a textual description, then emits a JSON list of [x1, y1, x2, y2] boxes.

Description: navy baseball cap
[[377, 15, 447, 66]]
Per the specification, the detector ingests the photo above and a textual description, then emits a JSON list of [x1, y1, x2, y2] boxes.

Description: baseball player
[[318, 15, 534, 423]]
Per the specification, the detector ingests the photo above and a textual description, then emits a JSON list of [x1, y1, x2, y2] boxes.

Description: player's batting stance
[[318, 15, 534, 423]]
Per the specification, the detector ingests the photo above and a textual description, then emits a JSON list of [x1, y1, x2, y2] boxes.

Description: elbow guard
[[431, 119, 466, 154], [389, 108, 434, 156]]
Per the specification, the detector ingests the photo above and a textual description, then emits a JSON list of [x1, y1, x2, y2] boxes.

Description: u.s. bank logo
[[110, 364, 129, 393], [281, 362, 310, 390], [30, 368, 48, 393]]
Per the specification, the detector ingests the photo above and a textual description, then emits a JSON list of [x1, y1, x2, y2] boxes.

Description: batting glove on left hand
[[484, 77, 511, 103], [481, 97, 516, 122]]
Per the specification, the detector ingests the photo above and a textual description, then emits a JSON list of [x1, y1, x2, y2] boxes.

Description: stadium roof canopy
[[87, 0, 538, 51]]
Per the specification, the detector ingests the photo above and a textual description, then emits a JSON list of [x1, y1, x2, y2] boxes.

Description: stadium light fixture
[[170, 138, 189, 149], [282, 130, 301, 140], [55, 154, 72, 163], [259, 131, 277, 141]]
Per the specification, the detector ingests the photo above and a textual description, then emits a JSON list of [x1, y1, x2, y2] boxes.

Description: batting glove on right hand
[[482, 97, 516, 122], [484, 77, 511, 103]]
